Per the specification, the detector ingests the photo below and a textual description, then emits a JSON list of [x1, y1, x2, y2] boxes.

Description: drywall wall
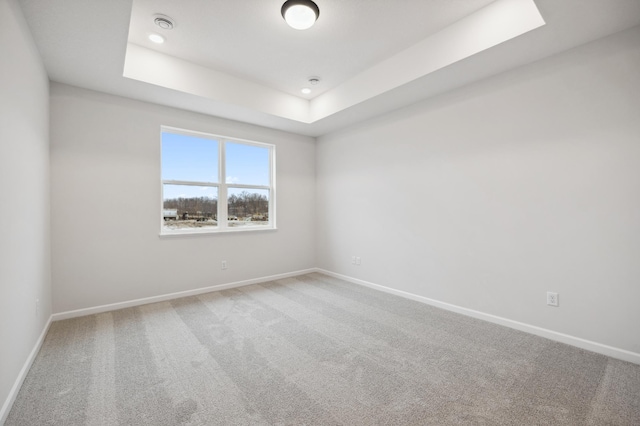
[[316, 26, 640, 355], [50, 83, 316, 313], [0, 0, 52, 419]]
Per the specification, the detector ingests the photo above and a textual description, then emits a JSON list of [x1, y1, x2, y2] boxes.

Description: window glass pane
[[163, 184, 218, 231], [225, 142, 269, 186], [162, 132, 218, 183], [227, 188, 269, 227]]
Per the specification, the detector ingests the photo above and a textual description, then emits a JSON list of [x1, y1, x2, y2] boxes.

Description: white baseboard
[[317, 269, 640, 366], [52, 268, 318, 321], [0, 315, 52, 425]]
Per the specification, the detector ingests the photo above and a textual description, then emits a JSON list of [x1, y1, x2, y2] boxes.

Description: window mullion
[[218, 140, 228, 228]]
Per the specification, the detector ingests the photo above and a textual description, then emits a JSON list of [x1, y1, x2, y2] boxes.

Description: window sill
[[159, 226, 277, 238]]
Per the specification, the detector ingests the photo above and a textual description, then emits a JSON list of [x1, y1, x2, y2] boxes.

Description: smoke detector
[[153, 15, 175, 30], [308, 77, 320, 85]]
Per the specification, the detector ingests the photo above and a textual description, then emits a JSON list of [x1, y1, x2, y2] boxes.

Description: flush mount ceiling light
[[301, 88, 312, 94], [281, 0, 319, 30]]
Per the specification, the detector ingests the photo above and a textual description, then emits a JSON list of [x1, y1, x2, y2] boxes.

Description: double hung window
[[161, 127, 275, 234]]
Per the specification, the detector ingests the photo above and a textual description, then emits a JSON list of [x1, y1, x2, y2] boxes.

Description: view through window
[[161, 127, 275, 234]]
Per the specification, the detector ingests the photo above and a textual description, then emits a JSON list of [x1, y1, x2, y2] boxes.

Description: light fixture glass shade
[[281, 0, 319, 30]]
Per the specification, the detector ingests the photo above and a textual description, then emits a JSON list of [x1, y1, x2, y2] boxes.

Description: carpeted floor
[[6, 273, 640, 425]]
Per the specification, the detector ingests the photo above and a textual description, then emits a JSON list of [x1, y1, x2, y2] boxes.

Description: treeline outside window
[[160, 126, 275, 234]]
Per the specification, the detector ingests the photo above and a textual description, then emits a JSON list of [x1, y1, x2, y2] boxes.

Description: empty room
[[1, 0, 639, 424]]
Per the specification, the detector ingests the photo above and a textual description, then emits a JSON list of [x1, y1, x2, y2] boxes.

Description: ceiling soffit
[[123, 0, 545, 124]]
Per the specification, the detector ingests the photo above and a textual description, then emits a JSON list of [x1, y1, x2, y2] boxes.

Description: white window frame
[[160, 126, 276, 235]]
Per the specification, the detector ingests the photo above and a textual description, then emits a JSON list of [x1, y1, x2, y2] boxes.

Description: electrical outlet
[[351, 256, 356, 265], [356, 257, 361, 266], [547, 292, 559, 307], [221, 260, 228, 270]]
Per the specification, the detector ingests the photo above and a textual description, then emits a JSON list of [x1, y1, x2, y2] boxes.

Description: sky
[[161, 132, 270, 200]]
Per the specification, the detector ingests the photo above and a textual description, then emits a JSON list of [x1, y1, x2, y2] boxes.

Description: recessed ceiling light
[[281, 0, 320, 30], [301, 88, 312, 94], [149, 34, 165, 44]]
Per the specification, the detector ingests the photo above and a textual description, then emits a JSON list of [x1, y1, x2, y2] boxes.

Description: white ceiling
[[17, 0, 640, 137], [128, 0, 496, 99]]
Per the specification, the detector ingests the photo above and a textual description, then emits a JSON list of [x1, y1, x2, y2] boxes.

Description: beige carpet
[[6, 273, 640, 425]]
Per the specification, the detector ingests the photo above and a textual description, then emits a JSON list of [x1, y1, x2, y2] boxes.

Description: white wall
[[0, 0, 52, 419], [317, 26, 640, 355], [50, 83, 316, 313]]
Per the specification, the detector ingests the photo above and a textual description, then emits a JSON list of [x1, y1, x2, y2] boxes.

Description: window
[[161, 127, 275, 234]]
